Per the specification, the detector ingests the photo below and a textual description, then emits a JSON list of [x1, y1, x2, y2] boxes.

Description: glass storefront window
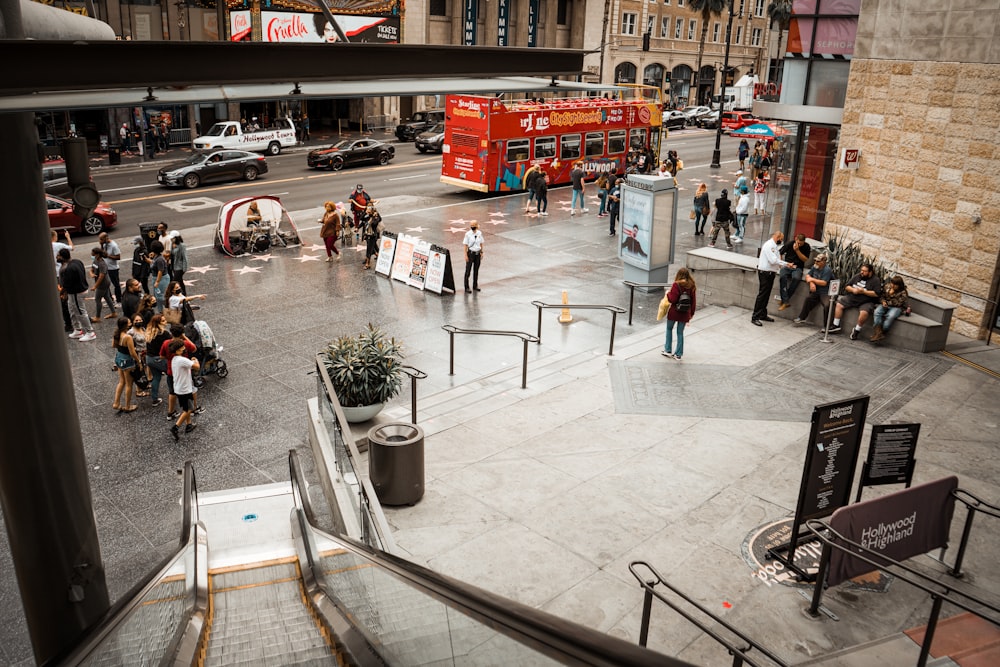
[[787, 124, 839, 242]]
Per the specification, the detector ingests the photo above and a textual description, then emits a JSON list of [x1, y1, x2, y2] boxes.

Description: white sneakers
[[68, 330, 84, 339], [79, 332, 97, 342]]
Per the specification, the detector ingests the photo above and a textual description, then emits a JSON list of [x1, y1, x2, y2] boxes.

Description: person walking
[[535, 172, 549, 216], [692, 183, 710, 236], [607, 178, 621, 236], [112, 316, 141, 413], [319, 201, 343, 261], [131, 236, 150, 294], [596, 173, 610, 218], [751, 231, 793, 326], [569, 162, 589, 216], [361, 204, 384, 270], [150, 241, 170, 312], [523, 164, 542, 213], [90, 247, 116, 322], [733, 185, 751, 242], [58, 248, 97, 342], [738, 139, 750, 171], [463, 221, 484, 293], [301, 114, 310, 141], [708, 189, 735, 249], [661, 268, 697, 361], [169, 339, 201, 441]]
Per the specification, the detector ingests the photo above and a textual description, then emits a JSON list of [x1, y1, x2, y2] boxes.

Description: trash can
[[368, 423, 424, 506], [108, 145, 121, 166], [139, 222, 161, 251]]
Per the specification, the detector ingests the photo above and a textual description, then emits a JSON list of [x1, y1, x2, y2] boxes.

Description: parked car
[[682, 106, 713, 125], [157, 150, 268, 189], [395, 108, 445, 142], [697, 110, 721, 129], [42, 158, 97, 198], [721, 111, 758, 133], [46, 194, 117, 235], [663, 110, 687, 131], [306, 139, 395, 170], [414, 122, 446, 153]]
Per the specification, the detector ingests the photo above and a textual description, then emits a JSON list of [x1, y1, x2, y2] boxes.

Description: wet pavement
[[2, 149, 999, 665]]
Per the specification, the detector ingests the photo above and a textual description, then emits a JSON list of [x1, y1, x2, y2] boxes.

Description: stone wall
[[824, 57, 1000, 339]]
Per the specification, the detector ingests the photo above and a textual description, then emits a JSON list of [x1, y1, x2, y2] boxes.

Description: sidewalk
[[2, 151, 998, 665]]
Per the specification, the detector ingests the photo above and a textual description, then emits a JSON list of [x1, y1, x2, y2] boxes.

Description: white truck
[[719, 74, 758, 111], [192, 119, 297, 155]]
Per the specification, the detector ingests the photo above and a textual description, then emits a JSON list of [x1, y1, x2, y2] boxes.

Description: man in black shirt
[[828, 263, 883, 339], [57, 248, 96, 342], [778, 234, 811, 310]]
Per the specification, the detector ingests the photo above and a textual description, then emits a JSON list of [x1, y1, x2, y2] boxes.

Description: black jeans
[[464, 251, 481, 289], [752, 270, 776, 320], [108, 268, 122, 302]]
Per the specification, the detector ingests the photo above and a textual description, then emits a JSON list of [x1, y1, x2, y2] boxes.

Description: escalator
[[55, 454, 682, 667]]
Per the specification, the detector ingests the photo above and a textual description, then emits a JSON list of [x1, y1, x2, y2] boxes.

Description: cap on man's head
[[736, 170, 743, 175], [356, 184, 364, 190], [133, 236, 143, 246]]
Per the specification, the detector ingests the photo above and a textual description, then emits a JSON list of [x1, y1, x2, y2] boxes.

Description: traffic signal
[[61, 137, 100, 219]]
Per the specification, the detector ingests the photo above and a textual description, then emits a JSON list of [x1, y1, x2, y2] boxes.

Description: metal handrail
[[399, 364, 427, 423], [943, 488, 1000, 578], [289, 449, 681, 666], [530, 301, 626, 355], [628, 561, 789, 667], [55, 462, 207, 666], [804, 519, 1000, 667], [623, 281, 672, 325], [442, 324, 539, 389]]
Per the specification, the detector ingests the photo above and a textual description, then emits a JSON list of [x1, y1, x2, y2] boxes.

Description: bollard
[[558, 290, 573, 323]]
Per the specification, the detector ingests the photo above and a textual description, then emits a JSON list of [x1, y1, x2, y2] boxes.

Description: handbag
[[656, 294, 671, 321], [131, 366, 150, 390], [689, 209, 696, 220], [701, 206, 710, 216], [164, 307, 182, 325]]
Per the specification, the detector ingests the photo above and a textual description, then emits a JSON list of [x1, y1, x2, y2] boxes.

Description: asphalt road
[[88, 126, 744, 250]]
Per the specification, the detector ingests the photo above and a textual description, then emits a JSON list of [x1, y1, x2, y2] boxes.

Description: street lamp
[[710, 0, 737, 169]]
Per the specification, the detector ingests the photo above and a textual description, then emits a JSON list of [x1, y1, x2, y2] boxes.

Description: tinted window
[[608, 130, 626, 154], [506, 139, 530, 162], [629, 128, 647, 149], [585, 132, 604, 157], [560, 134, 581, 160], [534, 136, 556, 159]]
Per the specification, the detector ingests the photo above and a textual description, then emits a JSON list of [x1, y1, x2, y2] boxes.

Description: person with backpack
[[661, 267, 697, 360], [708, 189, 734, 249]]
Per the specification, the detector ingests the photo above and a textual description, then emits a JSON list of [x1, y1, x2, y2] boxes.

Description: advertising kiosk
[[617, 173, 678, 289]]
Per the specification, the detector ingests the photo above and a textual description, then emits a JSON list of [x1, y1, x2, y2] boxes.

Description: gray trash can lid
[[368, 422, 423, 446]]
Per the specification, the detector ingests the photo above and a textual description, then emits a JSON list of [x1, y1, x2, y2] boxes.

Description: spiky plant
[[824, 228, 892, 284], [322, 324, 404, 408]]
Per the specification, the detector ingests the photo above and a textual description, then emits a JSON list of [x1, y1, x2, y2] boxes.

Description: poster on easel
[[391, 234, 416, 283], [424, 246, 449, 294], [374, 231, 396, 276], [408, 241, 431, 289]]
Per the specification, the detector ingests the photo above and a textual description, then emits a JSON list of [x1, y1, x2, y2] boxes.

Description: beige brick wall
[[825, 59, 1000, 338]]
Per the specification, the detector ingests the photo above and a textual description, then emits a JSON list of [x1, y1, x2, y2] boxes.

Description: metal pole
[[947, 507, 976, 578], [0, 108, 110, 663], [448, 331, 455, 375], [638, 586, 653, 647], [710, 0, 736, 169], [609, 311, 617, 355], [917, 596, 944, 667], [521, 339, 528, 389], [807, 543, 830, 617], [628, 285, 636, 325], [410, 376, 418, 424], [536, 304, 543, 343]]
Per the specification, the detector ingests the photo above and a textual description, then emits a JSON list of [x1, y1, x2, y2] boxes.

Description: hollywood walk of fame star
[[250, 253, 274, 262], [233, 265, 263, 275], [306, 243, 326, 252], [488, 212, 506, 218], [298, 255, 321, 262], [405, 226, 427, 233], [448, 218, 467, 225], [447, 226, 467, 233], [186, 265, 219, 275], [482, 220, 508, 226]]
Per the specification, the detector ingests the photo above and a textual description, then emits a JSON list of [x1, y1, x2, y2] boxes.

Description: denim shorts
[[115, 351, 136, 370]]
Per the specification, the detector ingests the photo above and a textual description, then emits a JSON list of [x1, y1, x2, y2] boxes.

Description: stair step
[[904, 612, 1000, 661]]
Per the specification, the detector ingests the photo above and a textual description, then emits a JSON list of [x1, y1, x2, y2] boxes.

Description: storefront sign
[[463, 0, 478, 45], [527, 0, 538, 47], [374, 231, 396, 276], [424, 246, 449, 294], [497, 0, 509, 46], [839, 147, 861, 170]]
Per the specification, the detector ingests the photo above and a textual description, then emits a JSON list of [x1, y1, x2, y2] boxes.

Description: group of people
[[318, 184, 384, 270], [691, 171, 768, 247], [751, 231, 909, 343], [54, 222, 208, 440]]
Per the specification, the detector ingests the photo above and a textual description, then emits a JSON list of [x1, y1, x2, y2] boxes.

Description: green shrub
[[322, 324, 404, 408], [824, 228, 892, 284]]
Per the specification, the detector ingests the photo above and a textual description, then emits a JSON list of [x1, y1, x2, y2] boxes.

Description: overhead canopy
[[0, 40, 604, 112]]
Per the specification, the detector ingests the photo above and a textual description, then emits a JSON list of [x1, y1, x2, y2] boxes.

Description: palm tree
[[688, 0, 729, 106], [767, 0, 794, 70]]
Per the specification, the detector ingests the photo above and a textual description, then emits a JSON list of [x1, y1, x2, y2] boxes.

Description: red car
[[721, 111, 758, 133], [46, 194, 118, 236]]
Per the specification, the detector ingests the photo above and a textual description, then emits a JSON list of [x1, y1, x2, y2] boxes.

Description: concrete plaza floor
[[1, 173, 999, 665]]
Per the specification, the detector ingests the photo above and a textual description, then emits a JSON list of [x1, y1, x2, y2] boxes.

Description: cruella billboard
[[230, 0, 400, 44]]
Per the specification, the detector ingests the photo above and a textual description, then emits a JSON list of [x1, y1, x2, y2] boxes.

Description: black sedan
[[157, 150, 268, 189], [307, 139, 395, 171]]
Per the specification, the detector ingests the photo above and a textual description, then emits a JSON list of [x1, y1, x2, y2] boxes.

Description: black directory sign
[[859, 423, 919, 491], [768, 396, 870, 580], [796, 396, 869, 523]]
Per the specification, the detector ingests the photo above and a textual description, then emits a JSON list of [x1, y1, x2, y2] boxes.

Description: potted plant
[[322, 323, 405, 423]]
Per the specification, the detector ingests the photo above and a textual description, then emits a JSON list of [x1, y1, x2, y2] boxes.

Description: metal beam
[[0, 41, 586, 96]]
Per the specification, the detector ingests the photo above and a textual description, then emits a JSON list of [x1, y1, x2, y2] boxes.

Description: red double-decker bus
[[440, 90, 663, 193]]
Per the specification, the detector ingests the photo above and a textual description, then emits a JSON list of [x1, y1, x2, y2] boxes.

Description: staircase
[[204, 559, 337, 666]]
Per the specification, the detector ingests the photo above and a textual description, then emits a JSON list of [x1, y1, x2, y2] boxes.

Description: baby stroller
[[185, 319, 228, 388]]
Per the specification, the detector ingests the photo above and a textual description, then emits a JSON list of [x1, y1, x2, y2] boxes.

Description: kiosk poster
[[374, 231, 396, 276], [408, 241, 431, 289], [424, 245, 451, 294], [619, 187, 652, 269], [391, 235, 416, 283], [861, 423, 920, 487], [795, 396, 869, 524]]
